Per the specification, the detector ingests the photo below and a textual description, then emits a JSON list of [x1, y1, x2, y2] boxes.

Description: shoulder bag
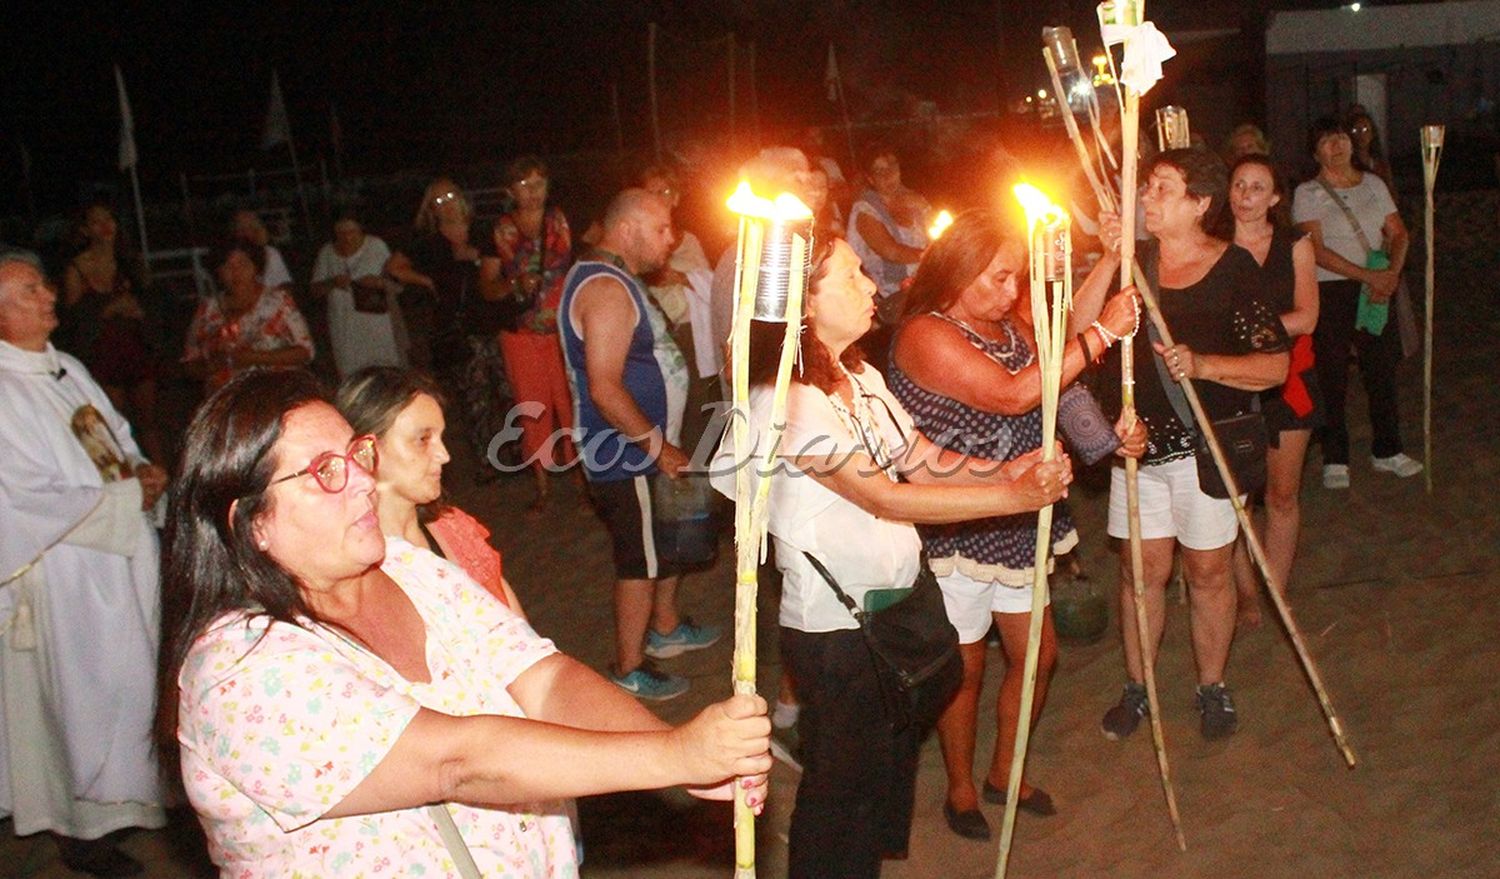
[[801, 551, 961, 730], [1142, 252, 1266, 500], [1315, 177, 1391, 336]]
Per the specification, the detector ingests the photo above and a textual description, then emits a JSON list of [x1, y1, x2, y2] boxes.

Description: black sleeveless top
[[1096, 240, 1290, 466]]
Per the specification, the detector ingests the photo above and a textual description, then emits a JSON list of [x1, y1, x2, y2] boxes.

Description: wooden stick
[[1421, 133, 1442, 494], [1045, 48, 1116, 214], [1119, 88, 1188, 853], [728, 215, 759, 877], [729, 217, 809, 877], [995, 220, 1071, 879], [1131, 262, 1358, 768]]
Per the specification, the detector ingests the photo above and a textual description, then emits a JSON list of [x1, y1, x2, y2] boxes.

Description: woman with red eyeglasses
[[158, 369, 770, 878]]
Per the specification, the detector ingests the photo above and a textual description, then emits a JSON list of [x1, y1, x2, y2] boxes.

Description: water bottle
[[652, 472, 717, 570]]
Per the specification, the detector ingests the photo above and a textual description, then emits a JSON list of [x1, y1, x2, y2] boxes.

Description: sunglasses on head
[[264, 435, 378, 494]]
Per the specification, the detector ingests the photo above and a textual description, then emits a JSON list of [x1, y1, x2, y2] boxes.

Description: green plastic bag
[[1356, 249, 1391, 336]]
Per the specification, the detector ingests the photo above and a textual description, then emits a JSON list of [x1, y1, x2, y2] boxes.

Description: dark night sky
[[3, 0, 1377, 218]]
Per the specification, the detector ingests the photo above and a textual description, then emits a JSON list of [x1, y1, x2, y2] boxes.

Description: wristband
[[1076, 331, 1096, 363]]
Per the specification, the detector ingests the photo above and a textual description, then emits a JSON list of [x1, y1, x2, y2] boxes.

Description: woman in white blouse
[[713, 237, 1071, 878], [1291, 116, 1418, 488], [311, 214, 406, 378]]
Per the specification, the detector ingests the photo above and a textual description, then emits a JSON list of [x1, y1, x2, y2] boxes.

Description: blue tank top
[[887, 314, 1076, 580], [559, 257, 686, 482]]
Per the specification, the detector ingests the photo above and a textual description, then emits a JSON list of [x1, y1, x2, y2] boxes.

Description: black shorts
[[589, 475, 679, 581]]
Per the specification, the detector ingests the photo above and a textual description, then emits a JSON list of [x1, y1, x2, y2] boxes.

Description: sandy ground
[[2, 283, 1495, 878]]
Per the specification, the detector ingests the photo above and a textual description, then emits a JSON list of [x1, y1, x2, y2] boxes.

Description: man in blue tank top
[[560, 189, 719, 700]]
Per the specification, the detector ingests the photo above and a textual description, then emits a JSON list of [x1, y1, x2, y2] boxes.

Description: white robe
[[0, 341, 165, 839]]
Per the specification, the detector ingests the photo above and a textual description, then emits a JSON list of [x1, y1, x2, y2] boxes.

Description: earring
[[257, 540, 269, 551]]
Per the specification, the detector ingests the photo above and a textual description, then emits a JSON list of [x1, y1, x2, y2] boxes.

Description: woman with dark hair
[[336, 366, 522, 613], [181, 240, 314, 391], [712, 237, 1072, 877], [310, 213, 404, 378], [158, 369, 770, 878], [1292, 117, 1418, 491], [492, 156, 578, 509], [1078, 147, 1290, 743], [1227, 155, 1322, 627], [60, 201, 163, 463], [887, 209, 1144, 839]]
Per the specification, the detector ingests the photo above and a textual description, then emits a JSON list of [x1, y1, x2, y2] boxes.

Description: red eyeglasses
[[265, 435, 379, 493]]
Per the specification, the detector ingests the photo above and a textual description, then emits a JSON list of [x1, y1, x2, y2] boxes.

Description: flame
[[726, 181, 813, 221], [928, 210, 955, 240], [1013, 183, 1068, 226]]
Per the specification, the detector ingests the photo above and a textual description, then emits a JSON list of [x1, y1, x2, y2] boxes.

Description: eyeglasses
[[265, 435, 379, 493], [432, 191, 460, 205], [514, 177, 549, 190]]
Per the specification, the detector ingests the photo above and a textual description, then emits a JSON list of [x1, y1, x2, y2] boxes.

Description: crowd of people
[[0, 103, 1429, 877]]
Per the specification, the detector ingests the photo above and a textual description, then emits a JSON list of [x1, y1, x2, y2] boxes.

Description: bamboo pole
[[728, 190, 813, 878], [1421, 125, 1444, 494], [1119, 88, 1187, 853], [1041, 24, 1183, 845], [995, 193, 1071, 878], [1044, 49, 1115, 214], [1130, 262, 1358, 768], [728, 212, 759, 878], [648, 23, 662, 162]]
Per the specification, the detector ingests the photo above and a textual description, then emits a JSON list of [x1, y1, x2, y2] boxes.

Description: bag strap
[[1140, 255, 1259, 431], [428, 804, 483, 879], [1314, 178, 1375, 256], [1140, 250, 1197, 430], [801, 551, 864, 621]]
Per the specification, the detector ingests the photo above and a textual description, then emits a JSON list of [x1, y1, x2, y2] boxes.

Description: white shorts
[[937, 568, 1051, 644], [1107, 456, 1240, 551]]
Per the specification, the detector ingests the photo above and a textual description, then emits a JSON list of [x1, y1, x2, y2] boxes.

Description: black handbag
[[350, 279, 390, 314], [802, 551, 961, 728], [1193, 412, 1267, 499]]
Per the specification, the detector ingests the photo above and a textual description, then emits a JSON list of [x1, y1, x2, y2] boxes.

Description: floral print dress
[[177, 540, 577, 877]]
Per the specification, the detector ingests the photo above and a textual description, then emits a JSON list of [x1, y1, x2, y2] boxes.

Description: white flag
[[262, 71, 291, 150], [114, 65, 138, 171], [825, 43, 840, 103]]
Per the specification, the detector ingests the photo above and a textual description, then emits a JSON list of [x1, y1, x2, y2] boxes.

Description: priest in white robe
[[0, 253, 166, 876]]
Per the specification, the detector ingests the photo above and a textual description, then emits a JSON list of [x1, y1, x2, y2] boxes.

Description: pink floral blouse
[[176, 539, 577, 877], [180, 287, 315, 389]]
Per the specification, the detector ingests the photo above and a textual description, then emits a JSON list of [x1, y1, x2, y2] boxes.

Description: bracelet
[[1076, 331, 1096, 363], [1092, 320, 1122, 347]]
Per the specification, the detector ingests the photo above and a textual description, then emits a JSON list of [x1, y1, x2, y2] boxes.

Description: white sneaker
[[1322, 464, 1350, 489], [1371, 453, 1424, 478]]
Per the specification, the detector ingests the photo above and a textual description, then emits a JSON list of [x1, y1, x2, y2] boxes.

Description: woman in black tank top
[[1227, 155, 1322, 628]]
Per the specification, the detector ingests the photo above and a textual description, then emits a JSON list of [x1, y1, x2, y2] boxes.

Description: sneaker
[[644, 617, 723, 659], [1101, 683, 1150, 740], [769, 723, 804, 773], [610, 663, 689, 701], [1322, 464, 1350, 489], [1371, 453, 1423, 478], [1196, 682, 1239, 740]]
